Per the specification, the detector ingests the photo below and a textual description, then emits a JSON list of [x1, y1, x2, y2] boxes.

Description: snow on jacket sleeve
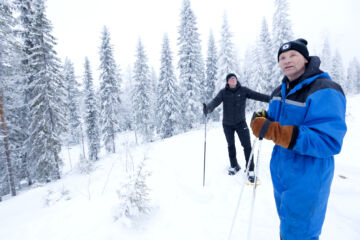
[[293, 88, 347, 158]]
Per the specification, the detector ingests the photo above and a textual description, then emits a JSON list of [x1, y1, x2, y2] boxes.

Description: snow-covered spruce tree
[[0, 0, 25, 195], [346, 57, 360, 95], [272, 0, 293, 82], [258, 17, 278, 93], [272, 0, 293, 49], [115, 157, 151, 224], [217, 13, 239, 91], [114, 64, 125, 132], [99, 26, 121, 153], [320, 38, 332, 73], [149, 67, 158, 135], [355, 59, 360, 94], [247, 45, 269, 113], [27, 0, 66, 182], [205, 30, 220, 121], [330, 50, 345, 87], [177, 0, 205, 130], [118, 65, 133, 131], [241, 48, 253, 88], [1, 90, 17, 196], [156, 34, 181, 139], [150, 67, 158, 105], [0, 141, 9, 199], [83, 57, 101, 161], [132, 39, 154, 142], [63, 58, 82, 145], [14, 0, 36, 186]]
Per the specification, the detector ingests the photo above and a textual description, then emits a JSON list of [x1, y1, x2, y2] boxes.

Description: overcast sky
[[46, 0, 360, 81]]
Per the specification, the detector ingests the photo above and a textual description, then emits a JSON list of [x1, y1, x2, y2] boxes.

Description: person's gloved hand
[[250, 111, 298, 149], [251, 110, 268, 121], [203, 103, 209, 116]]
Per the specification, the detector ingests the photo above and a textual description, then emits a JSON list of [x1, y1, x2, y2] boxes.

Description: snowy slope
[[0, 95, 360, 240]]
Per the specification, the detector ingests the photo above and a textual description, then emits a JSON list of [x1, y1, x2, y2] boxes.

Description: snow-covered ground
[[1, 95, 360, 240]]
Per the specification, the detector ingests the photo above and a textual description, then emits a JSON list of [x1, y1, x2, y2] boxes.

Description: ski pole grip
[[259, 119, 271, 140]]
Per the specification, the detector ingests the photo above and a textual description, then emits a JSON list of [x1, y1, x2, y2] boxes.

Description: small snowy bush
[[115, 158, 152, 224], [77, 154, 93, 174], [43, 185, 71, 206]]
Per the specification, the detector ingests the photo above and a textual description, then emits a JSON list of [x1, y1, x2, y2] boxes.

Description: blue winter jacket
[[267, 56, 347, 240]]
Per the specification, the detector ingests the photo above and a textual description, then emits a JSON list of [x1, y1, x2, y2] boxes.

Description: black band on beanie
[[278, 38, 309, 62], [226, 73, 237, 82]]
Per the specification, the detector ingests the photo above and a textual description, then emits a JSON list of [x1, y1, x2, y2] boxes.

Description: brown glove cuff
[[251, 118, 299, 149], [250, 117, 267, 138], [266, 122, 296, 149]]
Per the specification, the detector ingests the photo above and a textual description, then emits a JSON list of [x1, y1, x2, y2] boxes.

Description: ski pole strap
[[259, 119, 271, 140]]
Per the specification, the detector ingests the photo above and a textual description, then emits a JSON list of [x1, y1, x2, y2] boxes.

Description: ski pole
[[247, 139, 263, 240], [227, 137, 258, 240], [203, 112, 207, 187], [247, 120, 270, 239]]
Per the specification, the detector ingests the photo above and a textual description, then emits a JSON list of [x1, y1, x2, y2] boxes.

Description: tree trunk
[[0, 90, 16, 196]]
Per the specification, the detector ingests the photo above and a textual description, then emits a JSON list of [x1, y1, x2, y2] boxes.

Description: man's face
[[279, 50, 308, 81], [227, 76, 237, 88]]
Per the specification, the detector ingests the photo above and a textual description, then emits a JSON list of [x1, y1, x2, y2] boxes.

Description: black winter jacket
[[207, 82, 270, 125]]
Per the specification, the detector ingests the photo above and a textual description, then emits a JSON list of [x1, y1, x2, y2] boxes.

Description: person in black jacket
[[203, 73, 270, 181]]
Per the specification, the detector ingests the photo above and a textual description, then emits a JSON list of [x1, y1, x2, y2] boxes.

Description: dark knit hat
[[226, 73, 237, 82], [277, 38, 309, 62]]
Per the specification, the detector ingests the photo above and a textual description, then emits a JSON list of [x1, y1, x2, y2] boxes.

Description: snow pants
[[223, 121, 254, 171], [270, 147, 334, 240]]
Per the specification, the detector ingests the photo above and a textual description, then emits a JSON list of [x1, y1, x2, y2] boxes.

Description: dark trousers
[[223, 121, 254, 171]]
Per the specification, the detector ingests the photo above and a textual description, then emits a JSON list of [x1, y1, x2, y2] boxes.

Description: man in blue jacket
[[204, 73, 270, 181], [250, 38, 347, 239]]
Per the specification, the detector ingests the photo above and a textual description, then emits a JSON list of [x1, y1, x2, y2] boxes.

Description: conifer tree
[[272, 0, 293, 49], [119, 65, 133, 131], [114, 64, 124, 132], [27, 0, 66, 182], [177, 0, 205, 130], [149, 67, 158, 135], [13, 0, 35, 186], [330, 50, 345, 87], [132, 39, 154, 142], [63, 58, 82, 144], [356, 60, 360, 94], [116, 157, 151, 221], [0, 0, 26, 195], [272, 0, 293, 82], [241, 48, 253, 89], [320, 38, 332, 73], [157, 34, 180, 138], [258, 17, 278, 93], [346, 58, 360, 95], [249, 45, 268, 112], [83, 58, 100, 161], [205, 31, 220, 121], [217, 13, 239, 91], [1, 90, 17, 196], [99, 26, 121, 152]]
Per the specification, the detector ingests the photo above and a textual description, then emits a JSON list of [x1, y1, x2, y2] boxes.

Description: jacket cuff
[[287, 125, 299, 150]]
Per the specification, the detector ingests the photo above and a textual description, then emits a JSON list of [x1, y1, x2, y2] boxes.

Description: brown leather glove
[[250, 117, 298, 149]]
